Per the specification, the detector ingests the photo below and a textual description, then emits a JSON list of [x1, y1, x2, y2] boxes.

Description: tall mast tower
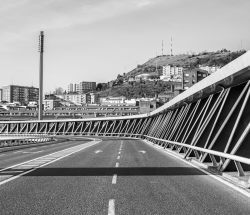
[[161, 40, 164, 56], [38, 31, 44, 121], [170, 36, 173, 56]]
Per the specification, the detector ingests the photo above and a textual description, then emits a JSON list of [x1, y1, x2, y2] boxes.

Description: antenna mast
[[162, 40, 164, 56], [171, 36, 173, 56]]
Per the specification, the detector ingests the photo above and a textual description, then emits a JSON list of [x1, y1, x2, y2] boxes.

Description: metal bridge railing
[[0, 135, 55, 149], [143, 135, 250, 181]]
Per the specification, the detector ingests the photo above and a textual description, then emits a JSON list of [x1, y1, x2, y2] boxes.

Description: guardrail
[[143, 135, 250, 180], [0, 135, 55, 149]]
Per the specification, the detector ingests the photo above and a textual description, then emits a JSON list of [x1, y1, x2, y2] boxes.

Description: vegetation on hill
[[98, 49, 246, 98], [126, 49, 246, 77], [97, 81, 178, 99]]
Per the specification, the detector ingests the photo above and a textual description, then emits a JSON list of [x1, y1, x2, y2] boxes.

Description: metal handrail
[[143, 135, 250, 166]]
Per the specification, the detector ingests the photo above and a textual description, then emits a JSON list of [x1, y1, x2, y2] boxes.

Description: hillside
[[98, 81, 175, 98], [126, 49, 246, 77], [97, 49, 246, 99]]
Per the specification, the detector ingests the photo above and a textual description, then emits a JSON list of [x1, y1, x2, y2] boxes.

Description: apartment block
[[78, 81, 96, 93], [183, 69, 208, 89], [2, 85, 39, 105]]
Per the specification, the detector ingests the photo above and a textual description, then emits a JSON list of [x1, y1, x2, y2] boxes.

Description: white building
[[43, 99, 60, 110], [100, 97, 126, 105], [67, 83, 79, 93], [64, 94, 84, 105], [90, 93, 99, 104], [0, 89, 2, 102], [135, 73, 151, 81], [161, 65, 183, 82], [199, 65, 220, 74]]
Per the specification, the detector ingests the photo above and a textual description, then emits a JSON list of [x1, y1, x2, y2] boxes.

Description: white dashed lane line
[[139, 150, 146, 154], [115, 162, 119, 168], [112, 174, 117, 184], [95, 150, 103, 154], [108, 199, 115, 215], [117, 155, 120, 160]]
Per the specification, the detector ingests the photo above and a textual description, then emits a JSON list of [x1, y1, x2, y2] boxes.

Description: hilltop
[[125, 49, 246, 77]]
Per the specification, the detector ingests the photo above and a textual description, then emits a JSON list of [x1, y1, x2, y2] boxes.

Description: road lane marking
[[95, 150, 103, 154], [139, 150, 146, 154], [0, 139, 101, 186], [112, 174, 117, 184], [115, 162, 119, 167], [144, 140, 250, 198], [117, 155, 120, 160], [108, 199, 115, 215], [118, 151, 121, 155]]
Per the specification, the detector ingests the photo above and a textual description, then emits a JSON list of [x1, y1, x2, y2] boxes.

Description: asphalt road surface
[[0, 138, 249, 215]]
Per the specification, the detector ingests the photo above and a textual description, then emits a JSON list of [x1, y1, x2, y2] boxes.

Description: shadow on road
[[1, 166, 208, 176]]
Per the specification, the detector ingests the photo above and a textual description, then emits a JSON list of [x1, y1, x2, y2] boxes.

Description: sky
[[0, 0, 249, 92]]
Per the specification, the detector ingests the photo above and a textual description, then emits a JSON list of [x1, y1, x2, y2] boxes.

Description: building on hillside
[[100, 96, 126, 105], [135, 73, 151, 82], [139, 99, 157, 114], [63, 94, 84, 105], [78, 81, 96, 93], [124, 99, 136, 106], [183, 69, 208, 89], [67, 83, 79, 93], [0, 89, 2, 102], [2, 85, 39, 105], [28, 101, 38, 107], [43, 99, 61, 110], [199, 65, 220, 74], [160, 65, 183, 82], [158, 92, 175, 103], [90, 93, 99, 104], [128, 77, 136, 83], [82, 93, 91, 104], [67, 82, 96, 93]]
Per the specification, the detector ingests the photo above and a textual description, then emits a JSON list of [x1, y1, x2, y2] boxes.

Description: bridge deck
[[0, 138, 249, 214]]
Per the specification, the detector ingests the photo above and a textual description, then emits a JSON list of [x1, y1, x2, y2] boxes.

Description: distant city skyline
[[0, 0, 249, 92]]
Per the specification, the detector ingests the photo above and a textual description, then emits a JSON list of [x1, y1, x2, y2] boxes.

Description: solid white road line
[[144, 140, 250, 198], [117, 155, 120, 160], [108, 199, 115, 215], [115, 162, 119, 168], [112, 174, 117, 184]]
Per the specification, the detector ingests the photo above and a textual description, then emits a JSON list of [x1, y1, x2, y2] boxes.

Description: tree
[[96, 83, 103, 91], [54, 87, 64, 95]]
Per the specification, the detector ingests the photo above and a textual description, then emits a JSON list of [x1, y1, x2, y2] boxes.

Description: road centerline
[[112, 174, 117, 184], [108, 199, 115, 215]]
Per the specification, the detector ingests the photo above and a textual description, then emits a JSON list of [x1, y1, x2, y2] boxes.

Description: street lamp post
[[38, 31, 44, 120]]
